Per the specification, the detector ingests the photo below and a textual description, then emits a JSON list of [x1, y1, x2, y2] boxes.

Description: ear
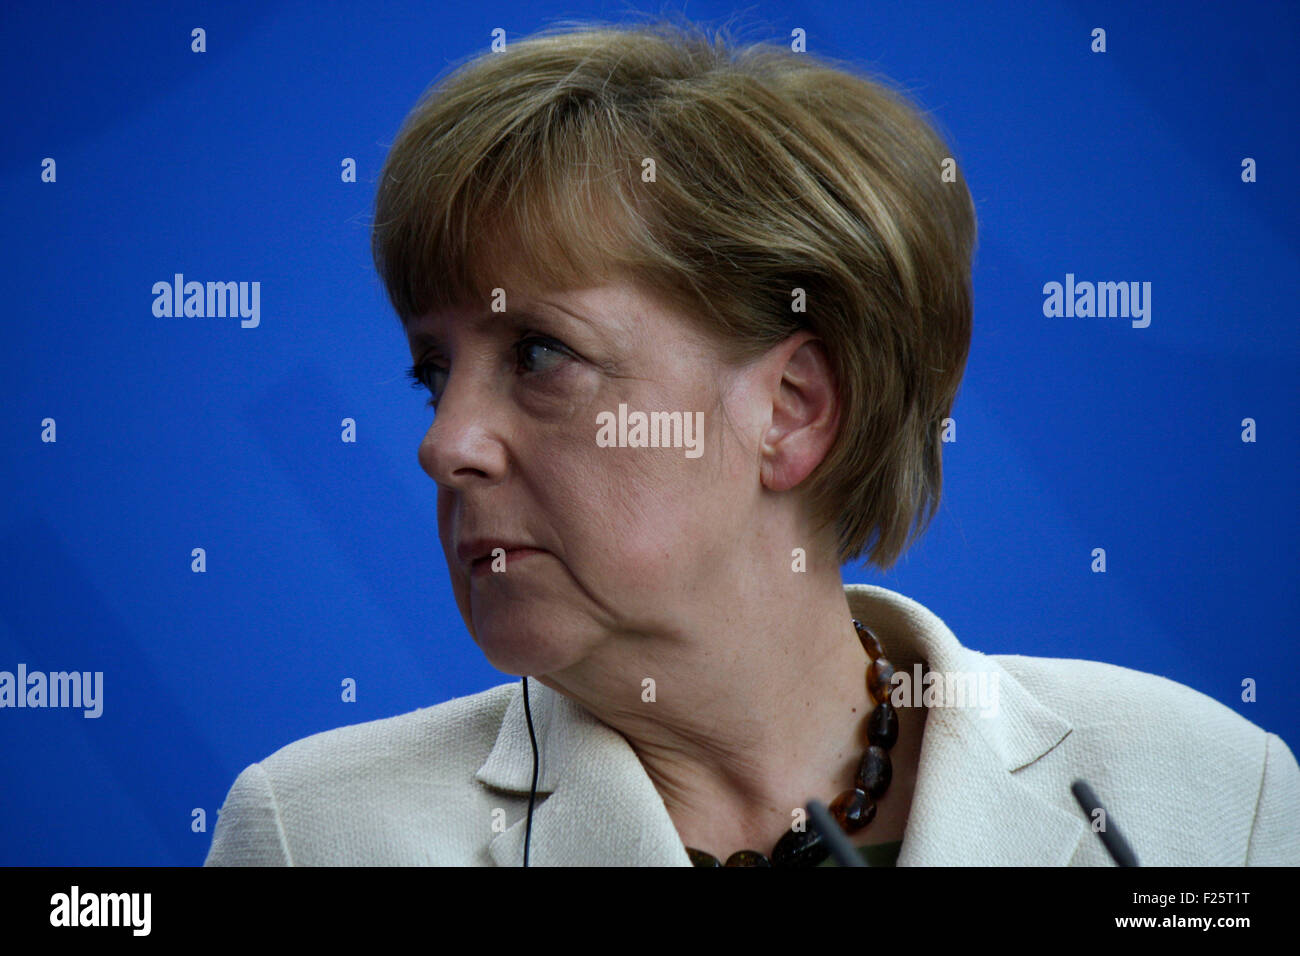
[[759, 332, 841, 492]]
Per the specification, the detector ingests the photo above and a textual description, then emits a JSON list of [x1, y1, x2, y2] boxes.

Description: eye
[[405, 361, 446, 409], [515, 335, 572, 374], [404, 334, 573, 411]]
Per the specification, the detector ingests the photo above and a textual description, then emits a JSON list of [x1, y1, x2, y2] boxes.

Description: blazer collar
[[476, 675, 692, 866], [845, 585, 1087, 865], [476, 584, 1086, 865]]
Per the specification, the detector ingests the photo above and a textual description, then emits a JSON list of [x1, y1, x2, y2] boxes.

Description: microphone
[[1071, 779, 1140, 866], [807, 798, 866, 866]]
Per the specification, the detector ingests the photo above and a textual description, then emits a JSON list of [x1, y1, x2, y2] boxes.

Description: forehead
[[403, 281, 671, 350]]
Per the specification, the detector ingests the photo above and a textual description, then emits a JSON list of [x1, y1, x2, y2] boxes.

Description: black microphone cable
[[522, 675, 540, 867]]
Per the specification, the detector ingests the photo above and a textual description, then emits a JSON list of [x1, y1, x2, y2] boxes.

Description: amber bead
[[828, 787, 877, 833], [868, 656, 895, 704], [687, 847, 721, 867], [771, 824, 830, 867], [724, 849, 771, 867], [867, 698, 898, 749], [853, 620, 884, 659], [856, 745, 892, 798]]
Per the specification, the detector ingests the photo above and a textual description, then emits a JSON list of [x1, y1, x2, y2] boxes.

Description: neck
[[535, 560, 873, 857]]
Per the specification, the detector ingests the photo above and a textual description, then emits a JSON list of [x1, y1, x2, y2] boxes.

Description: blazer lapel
[[896, 699, 1088, 865], [477, 679, 691, 866], [844, 585, 1088, 865]]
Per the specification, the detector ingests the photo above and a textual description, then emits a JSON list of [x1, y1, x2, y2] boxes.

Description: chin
[[468, 602, 590, 678]]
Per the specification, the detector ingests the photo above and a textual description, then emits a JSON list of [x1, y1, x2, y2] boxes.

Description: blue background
[[1, 0, 1295, 865]]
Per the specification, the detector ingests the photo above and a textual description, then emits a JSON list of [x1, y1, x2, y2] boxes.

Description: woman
[[205, 20, 1299, 866]]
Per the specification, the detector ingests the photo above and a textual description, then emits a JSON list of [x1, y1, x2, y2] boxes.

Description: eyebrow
[[405, 300, 605, 351]]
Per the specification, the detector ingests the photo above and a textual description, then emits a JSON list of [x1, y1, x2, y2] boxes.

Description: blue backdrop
[[1, 0, 1295, 865]]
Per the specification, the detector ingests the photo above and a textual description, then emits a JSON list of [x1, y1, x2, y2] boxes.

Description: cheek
[[558, 444, 732, 584], [532, 378, 745, 585]]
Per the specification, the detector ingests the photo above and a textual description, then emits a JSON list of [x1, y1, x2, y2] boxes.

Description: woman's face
[[406, 278, 768, 678]]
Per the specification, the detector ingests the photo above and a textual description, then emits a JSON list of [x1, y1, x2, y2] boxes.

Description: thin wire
[[522, 675, 540, 867]]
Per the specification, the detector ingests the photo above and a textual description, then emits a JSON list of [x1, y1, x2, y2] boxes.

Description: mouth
[[470, 547, 546, 577]]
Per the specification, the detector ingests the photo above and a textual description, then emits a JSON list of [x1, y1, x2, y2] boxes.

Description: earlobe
[[760, 436, 806, 494], [758, 422, 789, 491]]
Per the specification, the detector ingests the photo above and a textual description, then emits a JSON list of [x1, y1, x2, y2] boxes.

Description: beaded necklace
[[685, 619, 899, 867]]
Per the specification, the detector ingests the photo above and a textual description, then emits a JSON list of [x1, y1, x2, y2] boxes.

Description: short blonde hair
[[371, 17, 977, 571]]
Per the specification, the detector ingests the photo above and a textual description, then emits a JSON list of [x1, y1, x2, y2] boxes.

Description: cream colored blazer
[[204, 585, 1299, 866]]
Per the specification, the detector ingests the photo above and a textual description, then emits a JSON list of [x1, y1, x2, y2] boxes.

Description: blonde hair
[[371, 17, 977, 571]]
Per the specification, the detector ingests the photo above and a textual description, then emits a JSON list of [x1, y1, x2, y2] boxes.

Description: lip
[[456, 537, 535, 565], [468, 547, 546, 577], [456, 537, 543, 568]]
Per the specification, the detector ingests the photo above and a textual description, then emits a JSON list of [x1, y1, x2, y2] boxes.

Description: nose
[[417, 373, 508, 488]]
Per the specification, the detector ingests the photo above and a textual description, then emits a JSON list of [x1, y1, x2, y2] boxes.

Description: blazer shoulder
[[205, 681, 517, 866], [991, 652, 1300, 864], [256, 680, 516, 783], [992, 652, 1265, 746]]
